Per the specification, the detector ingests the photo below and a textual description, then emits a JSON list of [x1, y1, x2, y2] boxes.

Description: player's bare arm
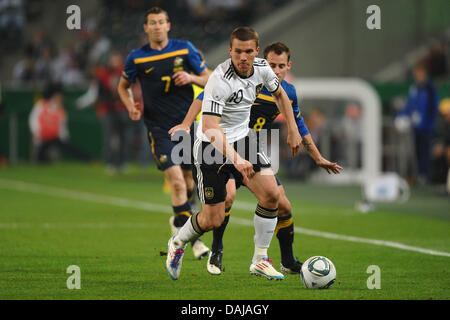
[[202, 114, 254, 181], [271, 86, 302, 155], [301, 134, 343, 174], [173, 68, 210, 87], [168, 98, 202, 135], [117, 77, 141, 121]]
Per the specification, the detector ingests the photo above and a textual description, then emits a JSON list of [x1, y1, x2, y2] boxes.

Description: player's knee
[[201, 206, 225, 231], [265, 187, 280, 206], [278, 195, 292, 216], [210, 214, 225, 229]]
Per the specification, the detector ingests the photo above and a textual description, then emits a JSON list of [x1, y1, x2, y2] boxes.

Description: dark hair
[[263, 42, 291, 61], [144, 6, 169, 24], [42, 82, 63, 100], [230, 26, 259, 47]]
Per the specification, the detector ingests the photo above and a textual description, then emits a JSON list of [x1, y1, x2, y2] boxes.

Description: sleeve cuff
[[202, 112, 222, 117]]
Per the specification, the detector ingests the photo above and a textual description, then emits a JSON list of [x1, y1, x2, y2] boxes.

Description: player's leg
[[180, 167, 209, 259], [207, 177, 236, 275], [276, 180, 303, 274], [243, 169, 284, 280], [166, 147, 229, 280], [148, 127, 209, 258], [212, 177, 235, 252], [184, 125, 198, 208], [164, 165, 190, 229], [167, 202, 226, 280], [162, 168, 209, 260], [182, 168, 196, 209]]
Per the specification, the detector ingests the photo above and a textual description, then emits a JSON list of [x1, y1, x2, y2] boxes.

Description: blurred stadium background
[[0, 0, 449, 300], [0, 0, 449, 191]]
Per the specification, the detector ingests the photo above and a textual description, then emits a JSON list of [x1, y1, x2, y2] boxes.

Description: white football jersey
[[197, 58, 280, 143]]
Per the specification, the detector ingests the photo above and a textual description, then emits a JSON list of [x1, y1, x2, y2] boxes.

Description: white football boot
[[192, 239, 210, 260], [206, 250, 223, 275], [249, 257, 285, 280], [166, 236, 186, 280]]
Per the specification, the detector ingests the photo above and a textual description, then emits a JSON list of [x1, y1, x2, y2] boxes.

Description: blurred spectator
[[12, 45, 35, 82], [34, 46, 53, 82], [76, 51, 132, 173], [29, 83, 89, 163], [0, 0, 25, 50], [396, 59, 440, 184], [12, 29, 57, 83], [87, 31, 112, 67], [28, 28, 54, 60], [9, 1, 290, 85], [339, 103, 362, 169], [51, 44, 76, 83], [0, 0, 24, 29], [61, 60, 86, 86], [425, 41, 449, 80], [429, 98, 450, 187]]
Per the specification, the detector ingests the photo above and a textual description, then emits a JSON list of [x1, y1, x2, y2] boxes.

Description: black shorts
[[193, 133, 271, 204], [230, 172, 282, 190], [145, 123, 193, 172]]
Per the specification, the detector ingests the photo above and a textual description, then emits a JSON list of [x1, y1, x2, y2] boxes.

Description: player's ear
[[255, 46, 260, 55], [287, 61, 292, 71]]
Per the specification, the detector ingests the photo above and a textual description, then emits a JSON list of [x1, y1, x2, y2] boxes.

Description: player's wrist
[[232, 154, 245, 166], [184, 73, 193, 85], [287, 126, 298, 135], [314, 156, 325, 165]]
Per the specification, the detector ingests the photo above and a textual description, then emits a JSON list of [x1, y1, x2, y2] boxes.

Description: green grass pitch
[[0, 163, 449, 300]]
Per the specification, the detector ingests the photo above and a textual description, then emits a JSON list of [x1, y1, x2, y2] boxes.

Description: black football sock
[[172, 202, 192, 228], [276, 213, 295, 266], [211, 207, 231, 252], [187, 188, 196, 208]]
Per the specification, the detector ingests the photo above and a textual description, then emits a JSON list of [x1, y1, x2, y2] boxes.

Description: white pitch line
[[0, 178, 172, 214], [1, 178, 449, 258], [0, 222, 155, 229]]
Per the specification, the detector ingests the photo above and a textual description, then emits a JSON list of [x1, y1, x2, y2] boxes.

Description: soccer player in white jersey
[[165, 27, 302, 280]]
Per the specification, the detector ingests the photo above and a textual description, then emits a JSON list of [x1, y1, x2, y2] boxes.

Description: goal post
[[293, 78, 382, 184]]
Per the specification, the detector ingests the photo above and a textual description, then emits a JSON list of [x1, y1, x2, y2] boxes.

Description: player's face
[[266, 51, 291, 82], [144, 13, 170, 43], [229, 39, 259, 77]]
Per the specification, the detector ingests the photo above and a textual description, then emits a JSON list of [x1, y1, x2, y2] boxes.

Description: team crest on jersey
[[204, 187, 214, 200], [255, 84, 263, 96], [159, 154, 168, 164], [173, 57, 184, 72]]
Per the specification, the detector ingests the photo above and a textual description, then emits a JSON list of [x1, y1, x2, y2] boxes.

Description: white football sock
[[252, 213, 277, 263], [174, 216, 201, 248]]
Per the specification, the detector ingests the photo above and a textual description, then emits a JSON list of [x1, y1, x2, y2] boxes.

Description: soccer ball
[[300, 256, 336, 289]]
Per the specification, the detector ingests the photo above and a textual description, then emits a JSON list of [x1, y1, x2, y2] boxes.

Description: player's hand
[[316, 157, 343, 174], [287, 130, 302, 156], [172, 71, 192, 86], [234, 158, 255, 183], [127, 102, 142, 121], [168, 123, 190, 136]]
